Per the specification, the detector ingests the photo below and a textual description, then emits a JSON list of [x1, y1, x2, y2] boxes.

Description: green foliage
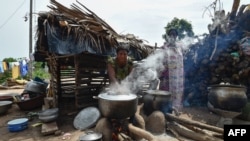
[[0, 71, 12, 84], [2, 57, 17, 62], [0, 60, 50, 84], [0, 57, 17, 84], [32, 62, 50, 80], [162, 17, 195, 40]]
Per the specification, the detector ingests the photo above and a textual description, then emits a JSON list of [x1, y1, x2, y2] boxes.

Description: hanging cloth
[[0, 61, 4, 73]]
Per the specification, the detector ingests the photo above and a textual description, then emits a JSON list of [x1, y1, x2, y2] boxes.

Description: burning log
[[118, 133, 133, 141]]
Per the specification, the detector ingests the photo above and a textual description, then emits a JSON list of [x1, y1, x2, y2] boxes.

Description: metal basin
[[38, 108, 59, 123], [0, 101, 12, 115]]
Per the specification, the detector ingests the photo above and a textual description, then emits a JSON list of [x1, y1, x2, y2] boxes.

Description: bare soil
[[0, 88, 224, 141]]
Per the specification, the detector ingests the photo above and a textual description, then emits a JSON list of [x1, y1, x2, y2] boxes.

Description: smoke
[[106, 48, 165, 94], [107, 36, 196, 95]]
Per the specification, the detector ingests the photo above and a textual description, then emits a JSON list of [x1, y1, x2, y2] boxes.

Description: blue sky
[[0, 0, 245, 60]]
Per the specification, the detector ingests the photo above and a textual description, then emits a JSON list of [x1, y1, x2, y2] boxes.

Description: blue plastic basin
[[7, 118, 28, 132]]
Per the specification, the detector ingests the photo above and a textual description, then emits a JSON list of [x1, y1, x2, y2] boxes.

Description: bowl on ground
[[0, 96, 13, 102], [0, 101, 13, 115], [16, 94, 45, 111]]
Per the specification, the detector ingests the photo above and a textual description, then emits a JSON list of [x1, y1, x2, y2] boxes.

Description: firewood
[[167, 122, 223, 141], [180, 123, 223, 140], [128, 123, 157, 141], [134, 104, 145, 129], [165, 113, 224, 134], [119, 133, 133, 141], [167, 126, 185, 141]]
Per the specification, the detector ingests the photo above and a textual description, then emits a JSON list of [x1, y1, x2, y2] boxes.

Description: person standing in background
[[159, 28, 184, 112]]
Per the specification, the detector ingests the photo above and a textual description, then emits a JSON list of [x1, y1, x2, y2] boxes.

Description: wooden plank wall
[[75, 53, 109, 109], [47, 53, 109, 114]]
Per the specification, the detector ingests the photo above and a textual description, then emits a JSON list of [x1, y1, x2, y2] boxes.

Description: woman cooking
[[107, 46, 133, 84]]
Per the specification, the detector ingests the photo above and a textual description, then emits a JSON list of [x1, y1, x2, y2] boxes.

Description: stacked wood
[[183, 3, 250, 106]]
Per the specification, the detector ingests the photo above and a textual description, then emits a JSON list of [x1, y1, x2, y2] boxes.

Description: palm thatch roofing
[[34, 0, 155, 61]]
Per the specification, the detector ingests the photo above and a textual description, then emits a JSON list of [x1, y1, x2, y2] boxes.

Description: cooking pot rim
[[98, 92, 137, 100], [208, 84, 246, 88], [145, 90, 171, 96]]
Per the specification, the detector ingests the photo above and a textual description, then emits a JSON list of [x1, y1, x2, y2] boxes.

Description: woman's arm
[[107, 63, 117, 84]]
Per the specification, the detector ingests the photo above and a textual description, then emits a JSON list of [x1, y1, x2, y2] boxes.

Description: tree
[[3, 57, 17, 62], [162, 17, 194, 40]]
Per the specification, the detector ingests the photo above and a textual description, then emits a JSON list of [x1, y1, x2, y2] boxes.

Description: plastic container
[[7, 118, 28, 132]]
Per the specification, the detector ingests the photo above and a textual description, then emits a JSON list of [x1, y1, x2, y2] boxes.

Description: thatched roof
[[34, 0, 154, 61]]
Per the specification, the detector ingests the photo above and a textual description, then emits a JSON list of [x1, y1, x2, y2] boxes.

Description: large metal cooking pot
[[94, 92, 139, 119], [207, 84, 248, 112], [143, 90, 172, 116]]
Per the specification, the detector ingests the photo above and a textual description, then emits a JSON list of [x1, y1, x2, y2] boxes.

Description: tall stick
[[29, 0, 33, 78]]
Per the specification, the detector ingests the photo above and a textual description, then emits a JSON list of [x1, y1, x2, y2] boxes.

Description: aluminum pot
[[94, 92, 139, 119], [207, 84, 248, 112]]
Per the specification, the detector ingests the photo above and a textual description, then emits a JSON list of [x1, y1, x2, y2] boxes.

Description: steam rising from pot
[[107, 37, 194, 95], [107, 49, 165, 95]]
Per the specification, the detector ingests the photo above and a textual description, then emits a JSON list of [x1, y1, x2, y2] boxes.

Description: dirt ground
[[0, 88, 247, 141]]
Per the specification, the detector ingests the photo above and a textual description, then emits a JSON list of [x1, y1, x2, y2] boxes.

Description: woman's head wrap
[[167, 28, 178, 36]]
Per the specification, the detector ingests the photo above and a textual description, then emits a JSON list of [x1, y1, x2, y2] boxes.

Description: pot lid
[[98, 92, 137, 101], [79, 132, 102, 140], [8, 118, 28, 125], [145, 90, 171, 96], [73, 107, 101, 130]]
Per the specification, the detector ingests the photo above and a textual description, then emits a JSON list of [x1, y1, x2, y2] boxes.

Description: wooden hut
[[34, 0, 154, 113]]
